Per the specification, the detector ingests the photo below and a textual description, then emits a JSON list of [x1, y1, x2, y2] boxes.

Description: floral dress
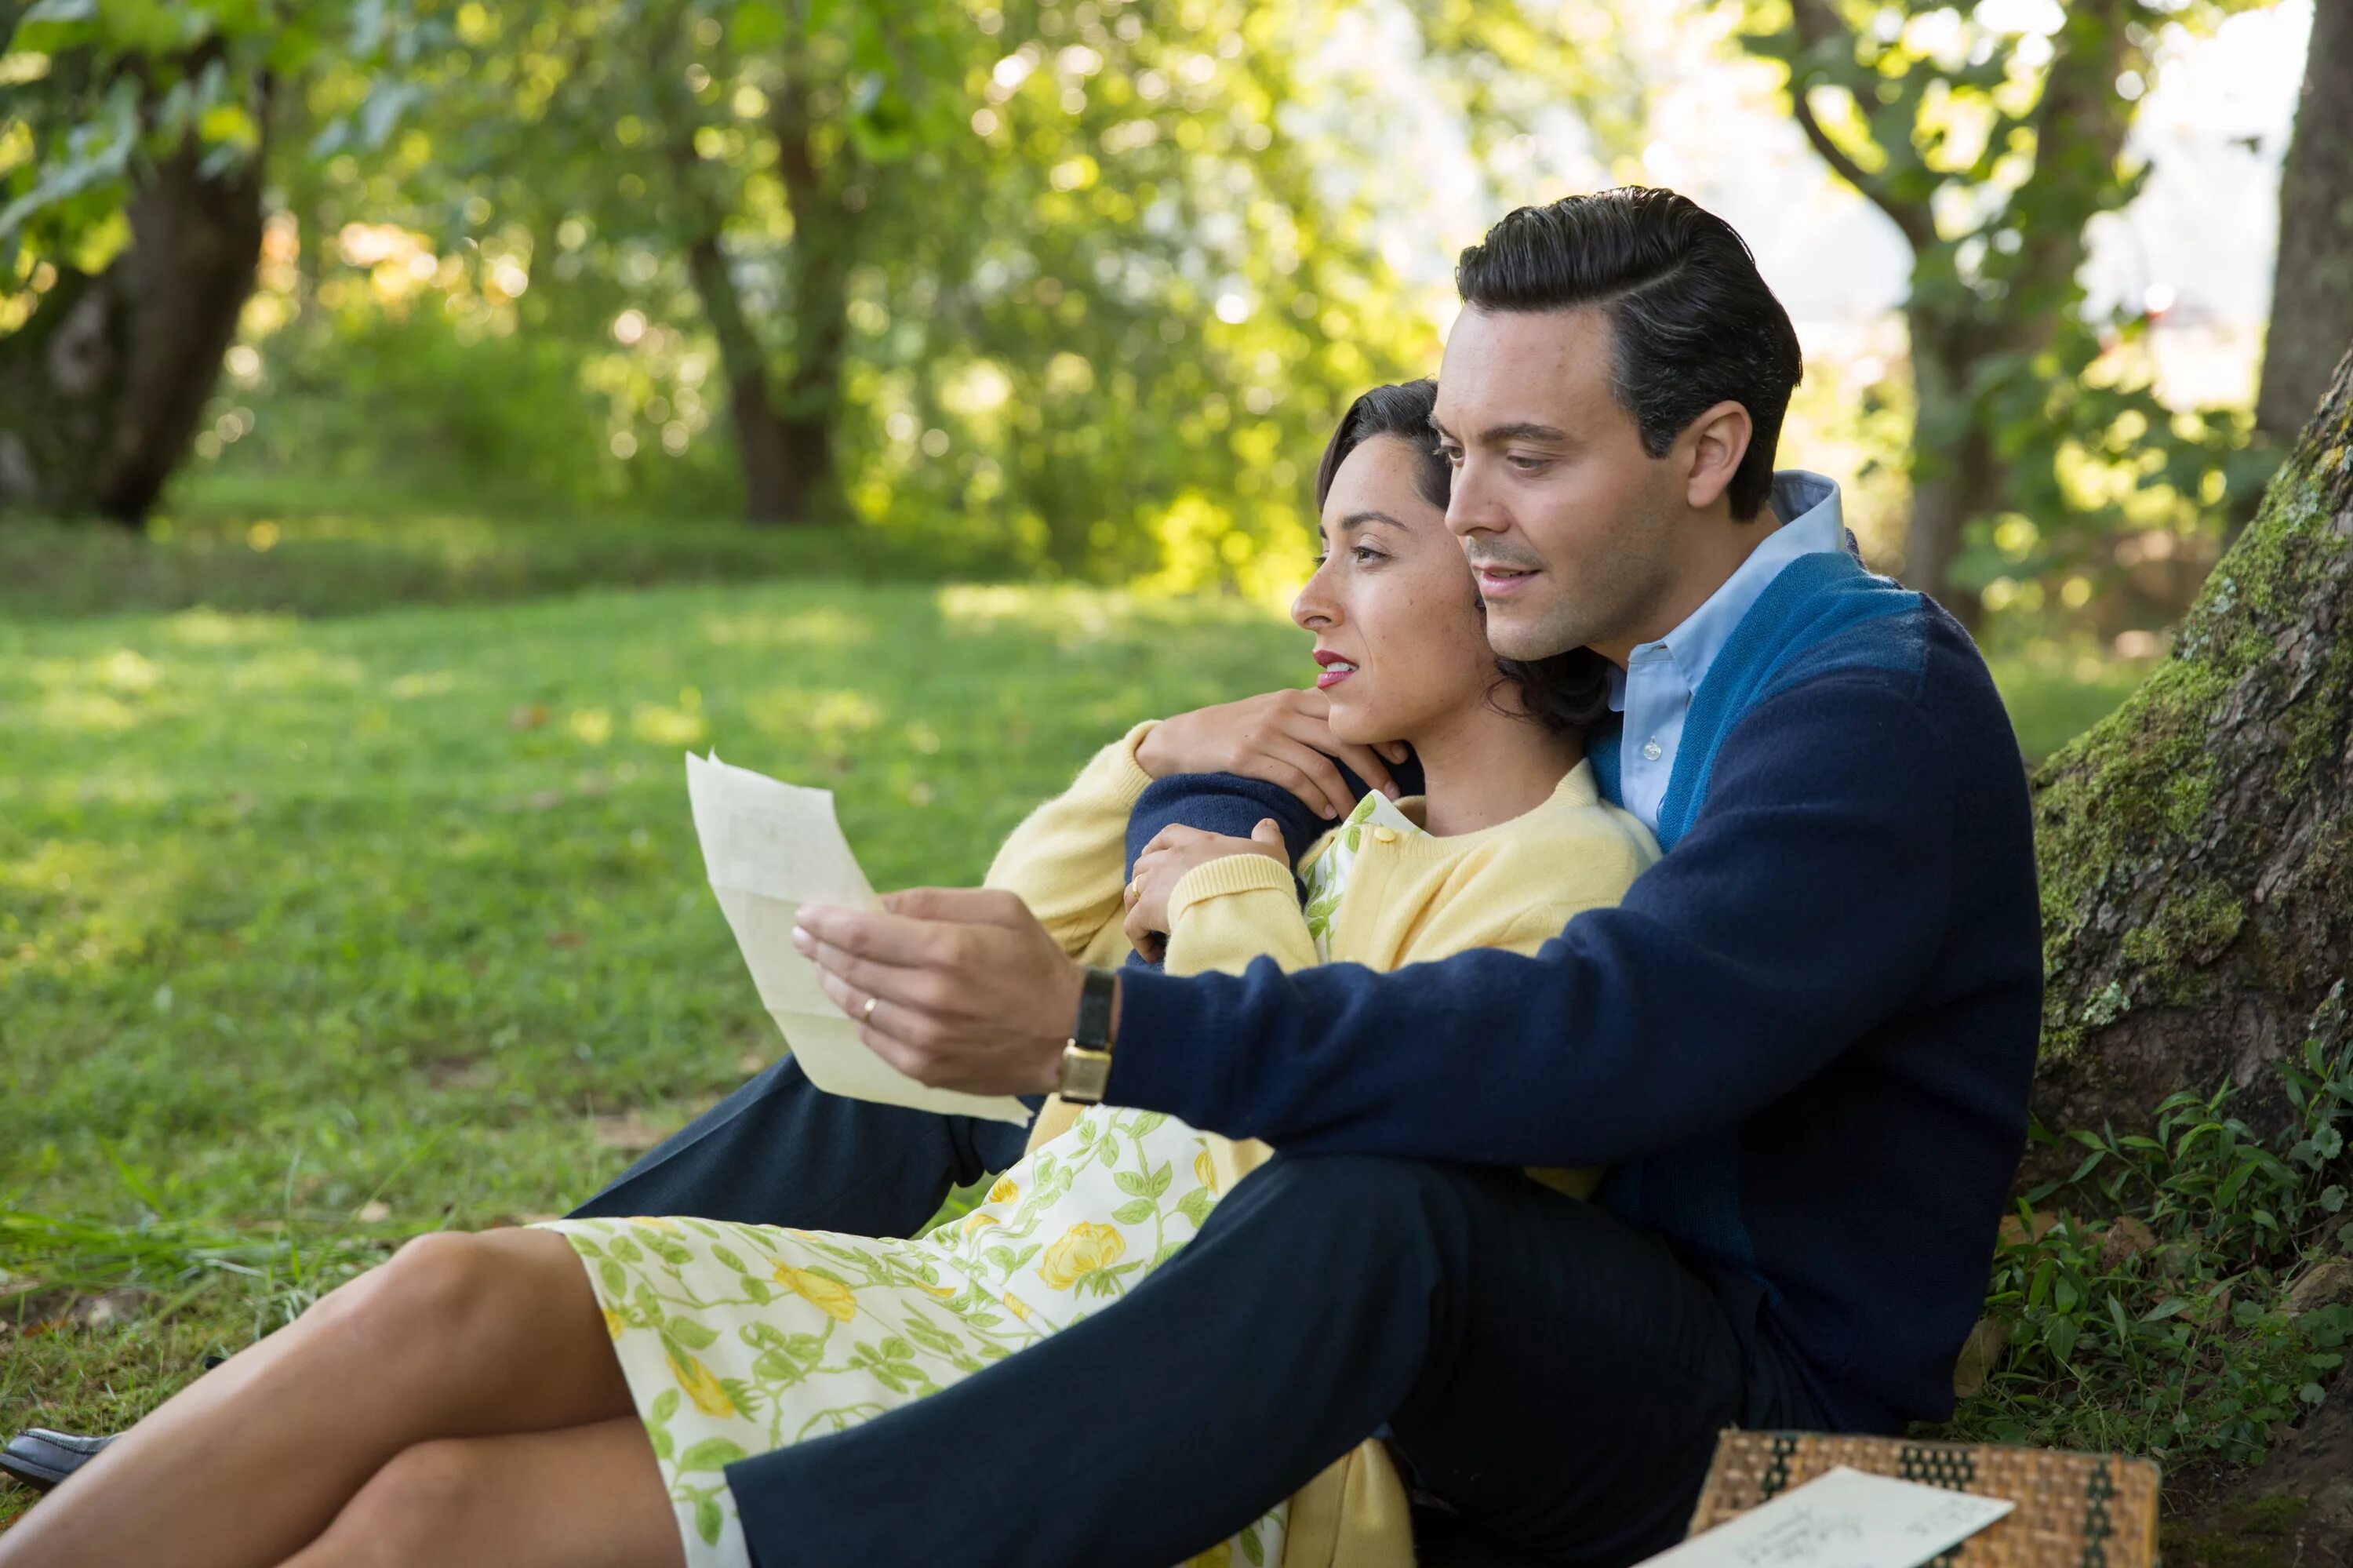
[[535, 796, 1421, 1568]]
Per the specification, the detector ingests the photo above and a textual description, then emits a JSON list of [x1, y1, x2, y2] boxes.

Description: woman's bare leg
[[0, 1228, 631, 1568], [274, 1419, 683, 1568]]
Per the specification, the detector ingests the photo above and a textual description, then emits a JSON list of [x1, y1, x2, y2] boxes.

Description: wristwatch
[[1056, 965, 1119, 1104]]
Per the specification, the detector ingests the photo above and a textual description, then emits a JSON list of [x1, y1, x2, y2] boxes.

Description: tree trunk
[[1903, 315, 2005, 631], [2256, 0, 2353, 446], [0, 137, 265, 526], [685, 234, 801, 526], [2028, 337, 2353, 1184], [766, 56, 857, 527]]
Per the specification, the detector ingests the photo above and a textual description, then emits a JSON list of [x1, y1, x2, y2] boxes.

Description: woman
[[0, 381, 1653, 1568]]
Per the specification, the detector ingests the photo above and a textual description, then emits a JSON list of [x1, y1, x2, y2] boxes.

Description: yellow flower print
[[628, 1217, 682, 1232], [601, 1307, 626, 1341], [1002, 1291, 1035, 1325], [667, 1352, 736, 1417], [773, 1263, 859, 1322], [1187, 1546, 1231, 1568], [1195, 1148, 1219, 1193], [961, 1209, 1001, 1234], [987, 1175, 1020, 1205], [1038, 1221, 1126, 1291], [917, 1276, 959, 1301]]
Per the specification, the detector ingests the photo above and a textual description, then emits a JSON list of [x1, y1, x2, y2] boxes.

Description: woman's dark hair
[[1453, 186, 1801, 522], [1314, 380, 1613, 737]]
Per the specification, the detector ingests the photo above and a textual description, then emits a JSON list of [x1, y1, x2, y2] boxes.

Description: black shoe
[[1, 1354, 227, 1495], [0, 1429, 113, 1493]]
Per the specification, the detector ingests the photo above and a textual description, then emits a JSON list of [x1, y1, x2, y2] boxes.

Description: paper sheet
[[686, 751, 1032, 1125], [1640, 1467, 2014, 1568]]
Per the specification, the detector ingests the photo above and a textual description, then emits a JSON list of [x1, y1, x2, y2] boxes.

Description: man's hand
[[1135, 689, 1408, 821], [1123, 819, 1288, 961], [791, 888, 1086, 1096]]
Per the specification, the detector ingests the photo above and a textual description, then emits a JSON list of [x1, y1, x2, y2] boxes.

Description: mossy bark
[[2029, 340, 2353, 1181]]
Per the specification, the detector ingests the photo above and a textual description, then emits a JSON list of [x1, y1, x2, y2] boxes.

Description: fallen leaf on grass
[[508, 704, 551, 730], [355, 1201, 393, 1224]]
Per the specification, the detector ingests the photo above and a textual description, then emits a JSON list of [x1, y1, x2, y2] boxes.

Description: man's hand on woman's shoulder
[[1136, 689, 1406, 822]]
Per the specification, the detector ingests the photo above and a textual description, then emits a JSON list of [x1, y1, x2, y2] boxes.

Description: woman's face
[[1293, 435, 1500, 748]]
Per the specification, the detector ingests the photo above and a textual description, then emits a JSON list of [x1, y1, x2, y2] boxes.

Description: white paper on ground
[[1639, 1467, 2014, 1568], [686, 751, 1032, 1125]]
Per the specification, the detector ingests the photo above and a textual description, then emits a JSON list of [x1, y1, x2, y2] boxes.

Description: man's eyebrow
[[1478, 421, 1570, 445], [1427, 415, 1572, 446]]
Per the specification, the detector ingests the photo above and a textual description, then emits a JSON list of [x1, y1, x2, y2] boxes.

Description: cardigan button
[[1370, 825, 1398, 844], [1642, 737, 1664, 762]]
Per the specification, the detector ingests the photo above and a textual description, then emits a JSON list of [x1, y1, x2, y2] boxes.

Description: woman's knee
[[317, 1438, 490, 1566], [309, 1230, 525, 1362]]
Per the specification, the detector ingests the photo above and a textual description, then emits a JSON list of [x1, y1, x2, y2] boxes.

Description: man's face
[[1431, 307, 1686, 665]]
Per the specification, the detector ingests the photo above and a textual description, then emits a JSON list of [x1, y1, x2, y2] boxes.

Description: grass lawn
[[0, 551, 2151, 1526]]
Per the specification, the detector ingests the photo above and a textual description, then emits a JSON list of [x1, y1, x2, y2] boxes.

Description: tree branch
[[1788, 87, 1933, 253], [1780, 0, 1934, 255]]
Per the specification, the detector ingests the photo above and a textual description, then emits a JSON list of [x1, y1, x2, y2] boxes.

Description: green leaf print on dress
[[532, 787, 1430, 1568], [539, 1103, 1287, 1568]]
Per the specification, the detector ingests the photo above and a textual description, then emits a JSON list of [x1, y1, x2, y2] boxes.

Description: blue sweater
[[1113, 551, 2041, 1432]]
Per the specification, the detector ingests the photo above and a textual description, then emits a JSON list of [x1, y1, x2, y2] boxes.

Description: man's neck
[[1408, 709, 1583, 838]]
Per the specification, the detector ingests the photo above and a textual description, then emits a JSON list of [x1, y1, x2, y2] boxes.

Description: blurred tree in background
[[2254, 0, 2351, 451], [0, 0, 344, 521], [1, 0, 1641, 594], [0, 0, 2333, 620], [1740, 0, 2280, 629]]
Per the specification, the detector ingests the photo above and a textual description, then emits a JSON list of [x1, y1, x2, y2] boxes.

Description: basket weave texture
[[1684, 1432, 2161, 1568]]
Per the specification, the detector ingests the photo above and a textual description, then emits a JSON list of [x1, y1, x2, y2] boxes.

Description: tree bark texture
[[0, 138, 264, 526], [2257, 0, 2353, 446], [2028, 337, 2353, 1181]]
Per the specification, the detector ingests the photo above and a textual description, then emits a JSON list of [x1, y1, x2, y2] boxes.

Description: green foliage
[[1738, 0, 2270, 612], [0, 0, 428, 270], [1942, 1034, 2353, 1466]]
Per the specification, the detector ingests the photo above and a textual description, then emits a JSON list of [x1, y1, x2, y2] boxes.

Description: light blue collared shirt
[[1606, 471, 1847, 834]]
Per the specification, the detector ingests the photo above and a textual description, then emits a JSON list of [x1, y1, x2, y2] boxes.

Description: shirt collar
[[1604, 470, 1846, 713]]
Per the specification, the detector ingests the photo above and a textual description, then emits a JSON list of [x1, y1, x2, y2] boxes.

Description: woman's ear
[[1682, 400, 1753, 512]]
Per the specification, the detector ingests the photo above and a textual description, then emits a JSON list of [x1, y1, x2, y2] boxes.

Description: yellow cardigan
[[984, 721, 1658, 1568]]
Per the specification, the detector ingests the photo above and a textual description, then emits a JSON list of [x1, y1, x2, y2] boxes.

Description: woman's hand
[[1122, 819, 1289, 962], [1135, 689, 1407, 821]]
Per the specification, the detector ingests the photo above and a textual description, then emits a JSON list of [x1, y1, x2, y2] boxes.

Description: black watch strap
[[1071, 964, 1117, 1049]]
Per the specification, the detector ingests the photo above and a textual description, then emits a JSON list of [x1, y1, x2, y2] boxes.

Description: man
[[9, 187, 2040, 1568], [772, 187, 2040, 1563]]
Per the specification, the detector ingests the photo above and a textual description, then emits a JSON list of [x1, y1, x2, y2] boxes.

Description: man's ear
[[1681, 400, 1754, 513]]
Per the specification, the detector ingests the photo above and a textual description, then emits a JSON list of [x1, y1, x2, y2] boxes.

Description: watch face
[[1059, 1045, 1114, 1103]]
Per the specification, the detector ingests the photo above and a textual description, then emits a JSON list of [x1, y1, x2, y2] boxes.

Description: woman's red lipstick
[[1314, 649, 1358, 690]]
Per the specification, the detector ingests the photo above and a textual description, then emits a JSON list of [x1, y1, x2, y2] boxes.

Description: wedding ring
[[861, 995, 880, 1025]]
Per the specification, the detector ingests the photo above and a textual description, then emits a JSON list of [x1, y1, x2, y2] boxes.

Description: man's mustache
[[1464, 548, 1546, 573]]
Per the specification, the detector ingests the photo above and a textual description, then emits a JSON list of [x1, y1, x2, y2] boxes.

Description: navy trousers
[[570, 1055, 1824, 1568]]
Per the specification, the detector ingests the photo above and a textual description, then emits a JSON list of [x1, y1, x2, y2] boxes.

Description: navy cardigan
[[1113, 551, 2041, 1434]]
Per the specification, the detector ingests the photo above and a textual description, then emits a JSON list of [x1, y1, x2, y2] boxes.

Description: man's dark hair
[[1453, 187, 1802, 521], [1315, 380, 1611, 735]]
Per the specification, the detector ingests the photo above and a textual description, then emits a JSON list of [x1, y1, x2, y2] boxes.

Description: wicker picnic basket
[[1684, 1432, 2162, 1568]]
